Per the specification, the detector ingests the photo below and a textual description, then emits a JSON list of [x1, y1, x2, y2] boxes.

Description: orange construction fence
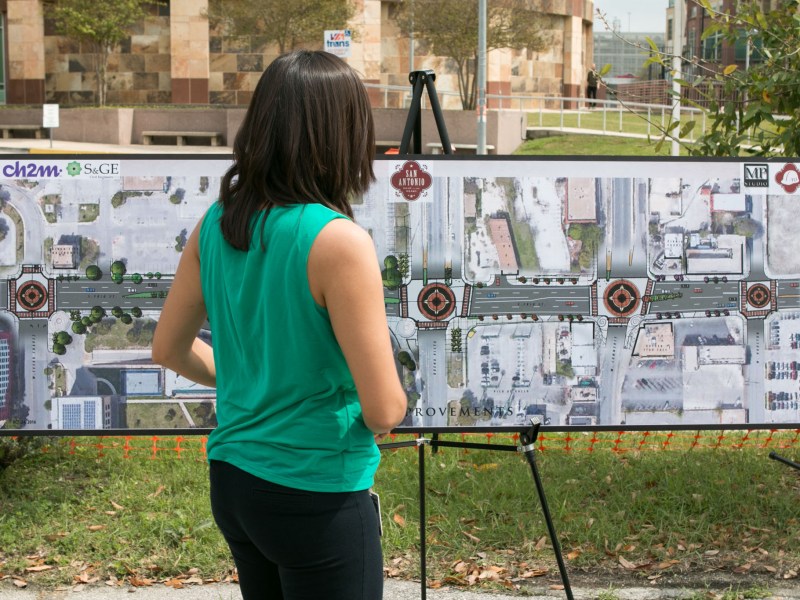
[[38, 428, 800, 461]]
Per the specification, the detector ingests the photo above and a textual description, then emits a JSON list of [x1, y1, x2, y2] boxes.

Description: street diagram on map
[[1, 156, 799, 432]]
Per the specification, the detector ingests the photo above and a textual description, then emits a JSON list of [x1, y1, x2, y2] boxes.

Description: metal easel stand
[[769, 450, 800, 471], [379, 419, 574, 600], [399, 70, 453, 155]]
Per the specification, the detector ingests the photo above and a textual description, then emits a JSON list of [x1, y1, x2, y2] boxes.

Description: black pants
[[210, 460, 383, 600], [587, 86, 597, 107]]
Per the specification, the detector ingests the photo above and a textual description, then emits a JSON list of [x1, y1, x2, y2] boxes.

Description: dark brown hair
[[219, 50, 376, 250]]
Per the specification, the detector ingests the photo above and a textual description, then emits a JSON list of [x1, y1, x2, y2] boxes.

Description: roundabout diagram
[[603, 279, 640, 317], [417, 282, 456, 321]]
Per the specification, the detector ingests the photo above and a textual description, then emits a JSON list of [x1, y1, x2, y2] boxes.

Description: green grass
[[527, 108, 710, 139], [514, 133, 680, 156], [1, 435, 798, 590]]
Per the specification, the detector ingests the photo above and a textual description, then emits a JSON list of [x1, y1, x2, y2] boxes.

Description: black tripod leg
[[418, 439, 427, 600], [400, 74, 426, 155], [423, 76, 453, 154], [769, 450, 800, 471], [520, 423, 574, 600]]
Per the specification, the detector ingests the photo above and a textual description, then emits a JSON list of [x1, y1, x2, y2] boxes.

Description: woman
[[152, 50, 407, 600]]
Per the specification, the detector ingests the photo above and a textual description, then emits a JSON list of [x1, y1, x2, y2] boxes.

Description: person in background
[[152, 50, 408, 600], [587, 63, 599, 109]]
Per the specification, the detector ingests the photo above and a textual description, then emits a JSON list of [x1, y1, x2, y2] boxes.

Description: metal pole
[[477, 0, 487, 155], [671, 0, 683, 156], [410, 0, 415, 73]]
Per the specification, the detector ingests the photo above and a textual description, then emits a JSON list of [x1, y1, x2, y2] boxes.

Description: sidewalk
[[2, 579, 800, 600], [0, 137, 234, 155]]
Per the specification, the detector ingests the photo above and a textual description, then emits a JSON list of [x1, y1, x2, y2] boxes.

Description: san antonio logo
[[390, 160, 432, 201]]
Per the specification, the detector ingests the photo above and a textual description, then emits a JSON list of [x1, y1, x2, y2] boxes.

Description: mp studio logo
[[743, 163, 769, 188]]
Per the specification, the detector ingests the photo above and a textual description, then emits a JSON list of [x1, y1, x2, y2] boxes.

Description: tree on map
[[110, 260, 127, 284], [111, 306, 124, 318], [390, 0, 551, 110], [53, 331, 73, 346], [86, 265, 102, 280], [131, 306, 143, 318], [72, 321, 87, 335], [381, 256, 402, 290], [206, 0, 356, 54], [120, 313, 133, 325], [90, 306, 105, 323], [131, 273, 143, 285], [51, 0, 161, 106], [52, 343, 66, 356]]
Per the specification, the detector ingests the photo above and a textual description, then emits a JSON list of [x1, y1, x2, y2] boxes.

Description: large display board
[[1, 155, 799, 434]]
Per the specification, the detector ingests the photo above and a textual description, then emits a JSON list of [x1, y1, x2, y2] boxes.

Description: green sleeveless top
[[199, 201, 379, 492]]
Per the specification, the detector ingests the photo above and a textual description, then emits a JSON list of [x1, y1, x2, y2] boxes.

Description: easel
[[381, 71, 573, 598], [380, 421, 573, 600]]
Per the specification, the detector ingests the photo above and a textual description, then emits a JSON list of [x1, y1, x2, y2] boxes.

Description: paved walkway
[[1, 579, 800, 600]]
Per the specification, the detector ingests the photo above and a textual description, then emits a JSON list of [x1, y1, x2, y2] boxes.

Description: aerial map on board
[[1, 156, 799, 432]]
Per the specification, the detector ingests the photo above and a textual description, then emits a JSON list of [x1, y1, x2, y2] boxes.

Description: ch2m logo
[[1, 161, 62, 178]]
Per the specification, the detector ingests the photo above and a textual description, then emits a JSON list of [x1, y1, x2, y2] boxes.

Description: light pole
[[671, 0, 683, 157], [477, 0, 487, 155]]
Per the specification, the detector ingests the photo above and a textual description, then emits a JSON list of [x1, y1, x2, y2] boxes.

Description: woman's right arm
[[308, 218, 407, 434]]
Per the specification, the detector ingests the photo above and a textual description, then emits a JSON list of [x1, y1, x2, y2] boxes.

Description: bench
[[376, 140, 402, 154], [141, 130, 223, 147], [1, 125, 46, 139], [427, 142, 495, 155]]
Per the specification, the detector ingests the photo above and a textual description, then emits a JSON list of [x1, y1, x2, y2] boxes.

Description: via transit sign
[[324, 29, 352, 58]]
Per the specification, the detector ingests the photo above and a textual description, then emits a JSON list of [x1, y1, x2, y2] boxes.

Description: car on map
[[83, 287, 95, 292], [791, 282, 799, 288], [486, 292, 497, 298], [693, 288, 703, 293]]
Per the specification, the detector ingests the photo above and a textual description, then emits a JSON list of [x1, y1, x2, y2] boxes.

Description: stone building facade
[[1, 0, 593, 107]]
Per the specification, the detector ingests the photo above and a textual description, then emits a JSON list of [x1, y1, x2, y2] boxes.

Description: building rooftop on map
[[711, 193, 749, 213], [51, 244, 78, 269], [686, 234, 744, 274], [123, 176, 168, 192], [488, 214, 519, 271], [635, 323, 674, 358], [123, 369, 162, 396], [664, 233, 683, 259], [565, 178, 596, 223]]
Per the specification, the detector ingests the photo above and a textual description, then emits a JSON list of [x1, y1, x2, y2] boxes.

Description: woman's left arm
[[152, 220, 216, 387]]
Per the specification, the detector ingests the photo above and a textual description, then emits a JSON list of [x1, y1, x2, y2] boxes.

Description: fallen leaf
[[164, 578, 184, 589], [619, 556, 637, 570], [392, 514, 406, 527], [704, 549, 720, 556], [733, 563, 752, 573], [25, 565, 54, 572], [129, 576, 153, 587], [535, 536, 547, 550], [87, 525, 105, 532], [565, 550, 581, 560], [110, 501, 125, 510], [12, 579, 27, 588], [463, 531, 481, 543], [149, 485, 166, 498]]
